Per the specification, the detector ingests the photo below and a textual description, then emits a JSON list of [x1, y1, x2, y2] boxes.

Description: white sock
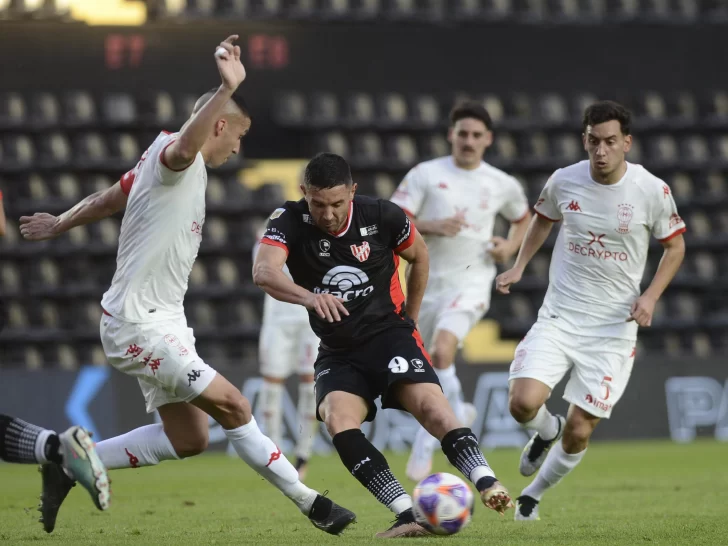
[[389, 494, 413, 515], [225, 416, 317, 515], [260, 381, 284, 447], [95, 424, 179, 470], [35, 429, 55, 464], [295, 382, 317, 461], [521, 441, 586, 501], [522, 405, 560, 440], [435, 365, 466, 421]]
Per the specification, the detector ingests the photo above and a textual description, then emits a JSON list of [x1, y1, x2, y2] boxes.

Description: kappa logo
[[350, 241, 371, 262], [411, 358, 425, 373], [266, 446, 282, 467], [663, 184, 671, 198], [360, 224, 378, 236], [125, 448, 139, 468], [616, 203, 634, 234], [319, 239, 331, 257], [314, 266, 373, 302], [566, 200, 582, 212], [302, 214, 314, 225]]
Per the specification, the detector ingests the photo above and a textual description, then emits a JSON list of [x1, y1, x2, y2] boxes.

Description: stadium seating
[[0, 86, 725, 367]]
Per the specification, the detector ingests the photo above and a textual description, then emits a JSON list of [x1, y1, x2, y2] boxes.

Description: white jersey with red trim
[[534, 160, 686, 340], [391, 156, 529, 281], [101, 131, 207, 323]]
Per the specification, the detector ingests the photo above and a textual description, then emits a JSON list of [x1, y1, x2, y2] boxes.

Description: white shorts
[[100, 313, 216, 413], [417, 278, 492, 348], [259, 321, 319, 379], [508, 320, 636, 418]]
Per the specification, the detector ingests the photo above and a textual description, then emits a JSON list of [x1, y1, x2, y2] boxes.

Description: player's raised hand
[[214, 35, 246, 91], [495, 267, 523, 295], [19, 213, 60, 241], [488, 236, 516, 263], [306, 293, 350, 323], [627, 294, 656, 327]]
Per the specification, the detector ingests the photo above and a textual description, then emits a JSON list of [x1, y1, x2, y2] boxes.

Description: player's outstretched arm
[[19, 181, 128, 241], [253, 243, 349, 323], [163, 35, 246, 171], [495, 214, 554, 294], [397, 230, 429, 323], [628, 233, 685, 327]]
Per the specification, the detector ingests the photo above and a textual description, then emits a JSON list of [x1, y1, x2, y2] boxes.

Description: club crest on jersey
[[616, 203, 634, 234], [350, 241, 371, 262], [319, 239, 331, 257]]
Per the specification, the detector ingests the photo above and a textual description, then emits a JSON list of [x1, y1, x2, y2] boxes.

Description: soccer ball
[[412, 472, 474, 535]]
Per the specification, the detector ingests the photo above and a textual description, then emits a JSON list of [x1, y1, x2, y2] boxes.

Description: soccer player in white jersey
[[19, 35, 355, 535], [495, 101, 686, 520], [254, 239, 319, 480], [391, 101, 532, 481]]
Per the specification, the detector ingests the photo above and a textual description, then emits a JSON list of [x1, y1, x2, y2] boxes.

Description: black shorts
[[314, 326, 441, 422]]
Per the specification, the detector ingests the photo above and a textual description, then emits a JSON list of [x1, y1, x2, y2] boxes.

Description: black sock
[[441, 427, 495, 492], [0, 414, 60, 464], [332, 429, 409, 513]]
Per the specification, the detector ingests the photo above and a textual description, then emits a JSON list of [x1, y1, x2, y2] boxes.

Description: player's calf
[[561, 408, 599, 454]]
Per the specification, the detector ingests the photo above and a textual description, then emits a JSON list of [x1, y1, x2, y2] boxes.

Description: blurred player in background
[[391, 101, 531, 481], [496, 101, 686, 520], [254, 237, 319, 480], [0, 415, 109, 532], [255, 153, 512, 538], [20, 35, 355, 536]]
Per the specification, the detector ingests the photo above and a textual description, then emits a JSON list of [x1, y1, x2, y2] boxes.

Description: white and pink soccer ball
[[412, 472, 474, 535]]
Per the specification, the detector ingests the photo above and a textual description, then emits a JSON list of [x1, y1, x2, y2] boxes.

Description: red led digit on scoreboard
[[248, 34, 289, 70], [105, 34, 146, 70]]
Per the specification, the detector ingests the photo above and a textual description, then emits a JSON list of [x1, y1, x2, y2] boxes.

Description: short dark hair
[[583, 100, 631, 135], [304, 153, 353, 189], [449, 100, 493, 131], [193, 87, 251, 118]]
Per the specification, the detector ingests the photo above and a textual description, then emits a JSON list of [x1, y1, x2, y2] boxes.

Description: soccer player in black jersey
[[254, 153, 513, 537]]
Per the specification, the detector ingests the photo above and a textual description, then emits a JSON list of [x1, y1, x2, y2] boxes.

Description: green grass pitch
[[1, 440, 726, 545]]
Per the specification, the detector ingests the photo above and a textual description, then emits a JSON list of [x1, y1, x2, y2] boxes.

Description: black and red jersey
[[260, 195, 416, 349]]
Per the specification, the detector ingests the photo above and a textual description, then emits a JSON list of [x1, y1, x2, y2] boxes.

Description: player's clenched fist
[[19, 213, 60, 241], [627, 294, 656, 327], [495, 267, 523, 295], [306, 293, 350, 323], [214, 34, 246, 91]]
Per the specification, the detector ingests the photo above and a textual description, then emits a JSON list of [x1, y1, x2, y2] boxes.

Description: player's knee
[[324, 412, 360, 438], [508, 394, 540, 423], [214, 390, 252, 429]]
